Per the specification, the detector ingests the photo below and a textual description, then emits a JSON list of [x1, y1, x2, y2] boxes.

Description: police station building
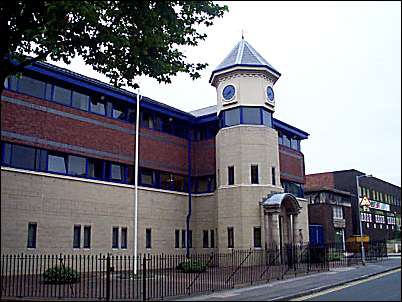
[[1, 39, 310, 255]]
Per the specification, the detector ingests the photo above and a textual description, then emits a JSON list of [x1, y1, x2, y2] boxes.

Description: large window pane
[[112, 227, 119, 248], [121, 227, 128, 249], [224, 108, 240, 126], [140, 168, 154, 186], [53, 85, 72, 105], [291, 138, 300, 150], [112, 102, 128, 120], [283, 135, 291, 148], [6, 75, 18, 90], [141, 111, 154, 129], [90, 98, 106, 115], [68, 155, 87, 176], [173, 174, 185, 191], [11, 144, 36, 170], [88, 158, 103, 179], [83, 226, 91, 249], [127, 108, 136, 123], [18, 76, 46, 99], [48, 154, 67, 174], [110, 163, 123, 181], [35, 149, 47, 171], [251, 165, 259, 184], [27, 223, 37, 249], [72, 91, 89, 111], [160, 172, 173, 190], [73, 225, 81, 248], [262, 110, 272, 127], [198, 176, 210, 193], [242, 107, 261, 125], [2, 142, 12, 165]]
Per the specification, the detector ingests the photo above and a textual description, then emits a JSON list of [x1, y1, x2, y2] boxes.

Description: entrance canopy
[[261, 193, 301, 214]]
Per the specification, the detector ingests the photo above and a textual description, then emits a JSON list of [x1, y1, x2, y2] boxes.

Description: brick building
[[1, 39, 310, 255], [306, 170, 401, 245]]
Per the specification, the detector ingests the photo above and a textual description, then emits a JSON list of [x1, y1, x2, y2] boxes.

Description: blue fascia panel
[[24, 63, 195, 122], [209, 63, 282, 83], [273, 118, 309, 140], [194, 113, 218, 124]]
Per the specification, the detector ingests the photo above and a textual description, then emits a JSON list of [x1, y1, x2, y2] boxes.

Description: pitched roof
[[210, 39, 281, 82]]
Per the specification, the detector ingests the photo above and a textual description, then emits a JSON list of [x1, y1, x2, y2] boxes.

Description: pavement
[[174, 257, 401, 301]]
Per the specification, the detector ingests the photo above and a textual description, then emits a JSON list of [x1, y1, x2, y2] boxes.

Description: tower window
[[227, 227, 234, 248], [242, 107, 261, 125], [146, 228, 152, 249], [272, 167, 276, 185], [251, 165, 259, 184], [228, 166, 234, 185], [27, 223, 37, 249], [203, 230, 209, 248], [253, 227, 262, 248]]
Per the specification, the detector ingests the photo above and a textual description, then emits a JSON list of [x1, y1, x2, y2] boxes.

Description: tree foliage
[[0, 1, 228, 91]]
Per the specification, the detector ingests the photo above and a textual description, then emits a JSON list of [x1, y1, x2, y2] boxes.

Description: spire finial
[[241, 29, 244, 40]]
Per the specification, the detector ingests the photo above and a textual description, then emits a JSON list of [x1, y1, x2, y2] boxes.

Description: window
[[242, 107, 260, 125], [90, 97, 106, 115], [224, 108, 240, 127], [334, 228, 345, 248], [72, 91, 89, 111], [73, 225, 81, 248], [188, 230, 193, 248], [48, 153, 67, 174], [5, 75, 18, 90], [27, 223, 37, 248], [228, 166, 234, 185], [140, 168, 155, 186], [227, 227, 234, 248], [112, 227, 119, 248], [2, 142, 12, 165], [173, 174, 186, 192], [282, 135, 291, 148], [68, 155, 87, 176], [210, 230, 215, 248], [121, 228, 128, 249], [127, 108, 136, 123], [35, 149, 47, 171], [18, 76, 46, 99], [109, 163, 124, 181], [83, 226, 91, 249], [272, 167, 276, 185], [11, 144, 36, 170], [262, 110, 272, 127], [181, 230, 186, 248], [146, 228, 152, 249], [203, 230, 209, 248], [251, 165, 259, 184], [197, 176, 210, 193], [161, 172, 173, 190], [112, 102, 128, 120], [253, 227, 262, 248], [175, 230, 180, 248], [53, 85, 72, 106], [88, 158, 103, 179], [333, 206, 343, 219], [141, 111, 154, 129], [291, 138, 300, 151]]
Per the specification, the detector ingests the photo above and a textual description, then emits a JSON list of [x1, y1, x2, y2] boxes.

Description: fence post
[[106, 254, 111, 302], [142, 254, 147, 301]]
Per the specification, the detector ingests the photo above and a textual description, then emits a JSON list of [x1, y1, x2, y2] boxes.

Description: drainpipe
[[186, 134, 192, 258]]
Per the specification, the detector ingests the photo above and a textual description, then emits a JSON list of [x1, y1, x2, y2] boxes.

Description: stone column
[[289, 214, 294, 245], [271, 212, 281, 246]]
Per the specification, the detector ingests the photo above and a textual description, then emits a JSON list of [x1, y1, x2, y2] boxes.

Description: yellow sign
[[347, 235, 370, 243]]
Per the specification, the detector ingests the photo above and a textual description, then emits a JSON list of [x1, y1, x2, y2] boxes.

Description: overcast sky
[[49, 1, 401, 186]]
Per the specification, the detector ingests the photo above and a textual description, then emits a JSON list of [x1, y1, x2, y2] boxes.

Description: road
[[293, 269, 401, 301]]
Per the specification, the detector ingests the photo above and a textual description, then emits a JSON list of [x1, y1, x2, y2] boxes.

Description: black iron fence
[[0, 241, 387, 301]]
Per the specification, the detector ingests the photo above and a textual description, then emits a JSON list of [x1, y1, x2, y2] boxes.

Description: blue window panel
[[68, 155, 87, 177], [72, 91, 90, 111], [141, 111, 155, 129], [127, 108, 136, 124], [18, 76, 46, 99], [35, 149, 47, 171], [48, 154, 67, 174], [140, 168, 155, 187], [160, 172, 173, 190], [90, 97, 106, 115], [224, 108, 240, 127], [110, 163, 124, 181], [262, 110, 272, 127], [11, 144, 36, 170], [53, 85, 72, 106], [87, 158, 104, 179], [282, 135, 291, 148], [2, 142, 12, 165], [45, 83, 53, 100], [112, 102, 128, 120], [242, 107, 261, 125]]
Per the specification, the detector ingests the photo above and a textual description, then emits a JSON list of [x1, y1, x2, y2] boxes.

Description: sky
[[48, 1, 401, 187]]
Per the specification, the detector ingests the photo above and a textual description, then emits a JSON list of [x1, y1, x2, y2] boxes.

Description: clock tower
[[211, 38, 285, 251]]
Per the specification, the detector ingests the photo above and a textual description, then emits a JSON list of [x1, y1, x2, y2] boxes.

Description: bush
[[43, 266, 80, 284], [177, 260, 206, 273]]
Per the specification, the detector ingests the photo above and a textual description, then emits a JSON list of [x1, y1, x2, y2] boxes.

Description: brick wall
[[278, 145, 305, 184]]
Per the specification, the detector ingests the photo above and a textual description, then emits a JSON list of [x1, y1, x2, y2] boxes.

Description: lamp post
[[133, 83, 140, 274], [356, 173, 373, 265]]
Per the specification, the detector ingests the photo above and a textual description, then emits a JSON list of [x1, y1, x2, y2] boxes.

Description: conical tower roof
[[209, 39, 280, 83]]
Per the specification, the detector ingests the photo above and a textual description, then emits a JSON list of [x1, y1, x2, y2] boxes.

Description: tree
[[0, 1, 228, 95]]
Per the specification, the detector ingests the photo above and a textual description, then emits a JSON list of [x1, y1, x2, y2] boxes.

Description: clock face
[[266, 86, 274, 102], [222, 85, 236, 101]]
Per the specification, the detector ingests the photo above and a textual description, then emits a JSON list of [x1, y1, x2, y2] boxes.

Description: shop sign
[[360, 197, 390, 212]]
